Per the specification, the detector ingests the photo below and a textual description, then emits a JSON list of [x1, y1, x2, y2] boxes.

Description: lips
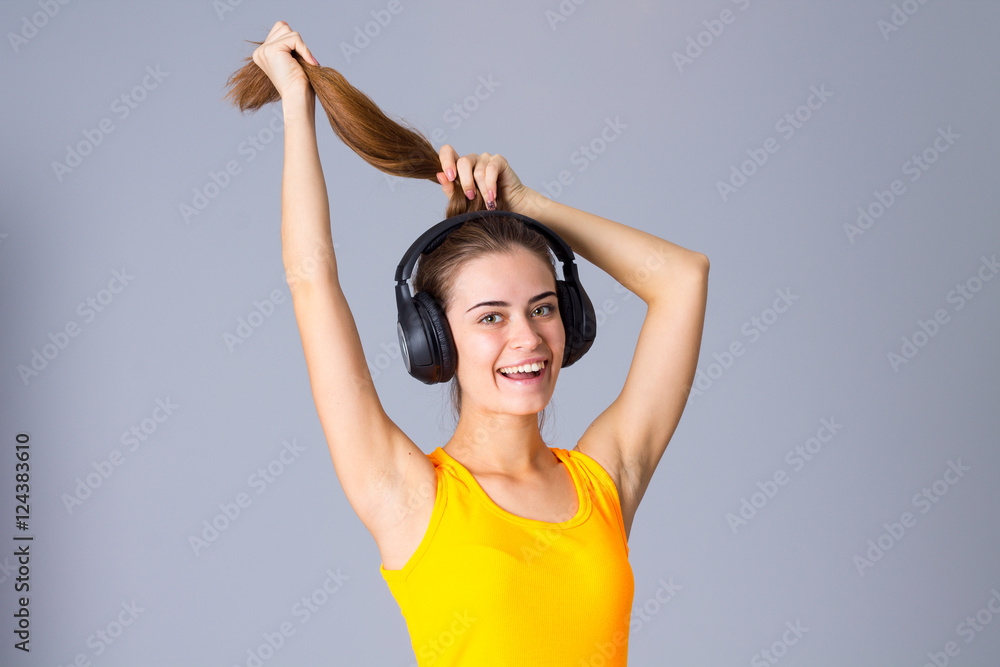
[[496, 358, 548, 375], [497, 360, 548, 384]]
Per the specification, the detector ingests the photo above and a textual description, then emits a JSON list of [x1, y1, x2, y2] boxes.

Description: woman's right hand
[[252, 21, 320, 99], [436, 146, 542, 215]]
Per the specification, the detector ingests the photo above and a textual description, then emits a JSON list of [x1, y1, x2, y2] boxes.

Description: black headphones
[[394, 210, 597, 385]]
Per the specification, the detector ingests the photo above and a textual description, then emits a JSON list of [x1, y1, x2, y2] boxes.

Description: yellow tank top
[[380, 446, 635, 666]]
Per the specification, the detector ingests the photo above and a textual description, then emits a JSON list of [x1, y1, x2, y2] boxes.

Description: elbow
[[676, 252, 709, 297], [693, 251, 709, 275], [646, 251, 708, 306], [683, 250, 710, 280]]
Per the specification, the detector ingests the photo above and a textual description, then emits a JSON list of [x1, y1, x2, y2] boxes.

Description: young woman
[[227, 21, 709, 666]]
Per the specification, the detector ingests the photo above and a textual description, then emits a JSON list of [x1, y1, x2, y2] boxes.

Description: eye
[[478, 304, 556, 326]]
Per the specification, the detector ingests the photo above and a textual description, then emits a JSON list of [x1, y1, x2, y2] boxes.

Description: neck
[[445, 405, 552, 476]]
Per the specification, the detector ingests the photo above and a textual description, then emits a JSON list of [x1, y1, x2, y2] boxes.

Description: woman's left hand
[[435, 145, 540, 214]]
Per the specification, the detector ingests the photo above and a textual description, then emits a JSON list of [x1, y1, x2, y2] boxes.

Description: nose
[[508, 313, 544, 350]]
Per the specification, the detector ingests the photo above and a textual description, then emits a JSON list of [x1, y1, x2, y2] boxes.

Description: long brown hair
[[224, 43, 496, 218], [224, 42, 556, 431]]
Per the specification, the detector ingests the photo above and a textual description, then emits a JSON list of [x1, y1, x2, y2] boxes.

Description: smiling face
[[444, 249, 565, 417]]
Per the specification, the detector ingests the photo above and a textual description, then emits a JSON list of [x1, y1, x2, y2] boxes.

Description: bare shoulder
[[366, 430, 439, 571]]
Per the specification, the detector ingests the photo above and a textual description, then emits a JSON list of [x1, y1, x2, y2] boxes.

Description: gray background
[[2, 1, 998, 665]]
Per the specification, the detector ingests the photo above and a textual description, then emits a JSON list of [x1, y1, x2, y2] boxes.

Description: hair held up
[[223, 42, 497, 218], [224, 39, 562, 422]]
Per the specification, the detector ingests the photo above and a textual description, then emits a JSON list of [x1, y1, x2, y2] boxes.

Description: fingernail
[[486, 199, 497, 211], [488, 190, 495, 203], [447, 169, 455, 181], [465, 189, 475, 200]]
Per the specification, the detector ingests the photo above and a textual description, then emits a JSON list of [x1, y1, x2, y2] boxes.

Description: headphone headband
[[394, 209, 579, 284]]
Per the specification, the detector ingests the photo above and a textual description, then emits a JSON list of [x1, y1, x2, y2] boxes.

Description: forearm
[[520, 192, 708, 304], [279, 86, 337, 291]]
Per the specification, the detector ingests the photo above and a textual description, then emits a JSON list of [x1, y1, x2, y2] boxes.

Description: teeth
[[499, 360, 546, 375]]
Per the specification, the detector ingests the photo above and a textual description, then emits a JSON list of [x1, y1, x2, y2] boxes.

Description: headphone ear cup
[[556, 280, 578, 368], [413, 290, 456, 383], [557, 279, 596, 368]]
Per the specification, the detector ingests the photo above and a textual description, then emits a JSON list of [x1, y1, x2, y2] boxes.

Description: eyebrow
[[466, 291, 557, 314]]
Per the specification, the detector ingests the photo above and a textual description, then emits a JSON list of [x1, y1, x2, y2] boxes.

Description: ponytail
[[224, 43, 497, 217]]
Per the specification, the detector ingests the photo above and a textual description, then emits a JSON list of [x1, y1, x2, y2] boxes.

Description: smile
[[497, 360, 547, 383], [498, 360, 546, 375]]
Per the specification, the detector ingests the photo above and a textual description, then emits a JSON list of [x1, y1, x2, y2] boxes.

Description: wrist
[[516, 188, 554, 219], [280, 85, 316, 121]]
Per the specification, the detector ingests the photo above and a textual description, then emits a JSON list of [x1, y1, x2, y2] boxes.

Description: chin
[[503, 393, 553, 415]]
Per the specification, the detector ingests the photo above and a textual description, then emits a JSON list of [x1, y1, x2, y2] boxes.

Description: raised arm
[[245, 23, 435, 550], [437, 148, 709, 538]]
